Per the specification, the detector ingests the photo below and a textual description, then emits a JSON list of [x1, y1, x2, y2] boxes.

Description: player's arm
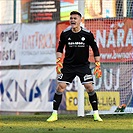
[[94, 56, 100, 62], [56, 52, 62, 59], [90, 33, 102, 78], [56, 32, 65, 74]]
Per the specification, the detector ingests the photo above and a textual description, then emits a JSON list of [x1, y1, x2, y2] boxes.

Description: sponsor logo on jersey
[[84, 74, 92, 81], [81, 37, 85, 41], [68, 42, 85, 47], [58, 73, 63, 79]]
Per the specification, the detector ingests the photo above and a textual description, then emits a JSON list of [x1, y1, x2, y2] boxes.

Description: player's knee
[[57, 82, 67, 93], [84, 83, 94, 92]]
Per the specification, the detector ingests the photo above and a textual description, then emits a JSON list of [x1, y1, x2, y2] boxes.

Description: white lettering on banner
[[96, 23, 133, 48], [107, 29, 116, 48], [117, 29, 124, 47], [104, 69, 113, 90], [0, 79, 42, 102], [22, 32, 54, 49], [96, 30, 106, 48], [100, 51, 133, 60], [94, 68, 120, 90], [125, 28, 132, 47]]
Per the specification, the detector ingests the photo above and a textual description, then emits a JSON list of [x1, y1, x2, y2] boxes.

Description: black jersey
[[57, 27, 100, 66]]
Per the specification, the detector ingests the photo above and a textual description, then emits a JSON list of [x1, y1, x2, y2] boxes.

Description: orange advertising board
[[56, 21, 70, 61], [61, 0, 74, 3], [21, 0, 31, 4]]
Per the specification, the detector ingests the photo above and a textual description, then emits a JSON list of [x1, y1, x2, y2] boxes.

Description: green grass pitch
[[0, 113, 133, 133]]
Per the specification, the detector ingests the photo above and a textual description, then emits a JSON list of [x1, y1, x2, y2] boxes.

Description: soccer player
[[47, 11, 103, 122]]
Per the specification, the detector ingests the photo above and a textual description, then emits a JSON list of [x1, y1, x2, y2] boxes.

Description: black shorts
[[57, 64, 94, 84]]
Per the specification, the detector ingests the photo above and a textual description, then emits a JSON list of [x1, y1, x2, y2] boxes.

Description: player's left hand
[[94, 62, 102, 78]]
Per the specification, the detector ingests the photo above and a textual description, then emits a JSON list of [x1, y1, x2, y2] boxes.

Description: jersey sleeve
[[57, 31, 65, 53], [89, 33, 100, 57]]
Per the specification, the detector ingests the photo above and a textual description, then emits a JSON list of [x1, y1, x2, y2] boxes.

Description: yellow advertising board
[[66, 91, 120, 110]]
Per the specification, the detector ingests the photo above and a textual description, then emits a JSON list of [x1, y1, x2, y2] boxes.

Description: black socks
[[53, 92, 62, 110], [88, 91, 98, 111]]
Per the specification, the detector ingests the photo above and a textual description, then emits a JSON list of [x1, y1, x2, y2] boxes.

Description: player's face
[[69, 14, 81, 29]]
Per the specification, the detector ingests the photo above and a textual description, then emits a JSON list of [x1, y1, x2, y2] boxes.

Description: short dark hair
[[70, 11, 82, 17]]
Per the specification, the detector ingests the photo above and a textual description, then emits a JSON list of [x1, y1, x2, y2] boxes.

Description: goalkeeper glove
[[94, 62, 102, 78], [56, 57, 63, 74]]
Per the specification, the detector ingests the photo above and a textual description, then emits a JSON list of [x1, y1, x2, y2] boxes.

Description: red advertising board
[[56, 18, 133, 62], [85, 18, 133, 62]]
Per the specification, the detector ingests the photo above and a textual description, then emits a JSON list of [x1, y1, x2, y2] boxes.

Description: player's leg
[[47, 66, 76, 122], [84, 83, 103, 121], [46, 82, 67, 122], [77, 65, 103, 121]]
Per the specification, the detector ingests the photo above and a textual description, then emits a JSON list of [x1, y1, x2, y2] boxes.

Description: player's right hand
[[94, 62, 102, 78], [56, 57, 63, 74]]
